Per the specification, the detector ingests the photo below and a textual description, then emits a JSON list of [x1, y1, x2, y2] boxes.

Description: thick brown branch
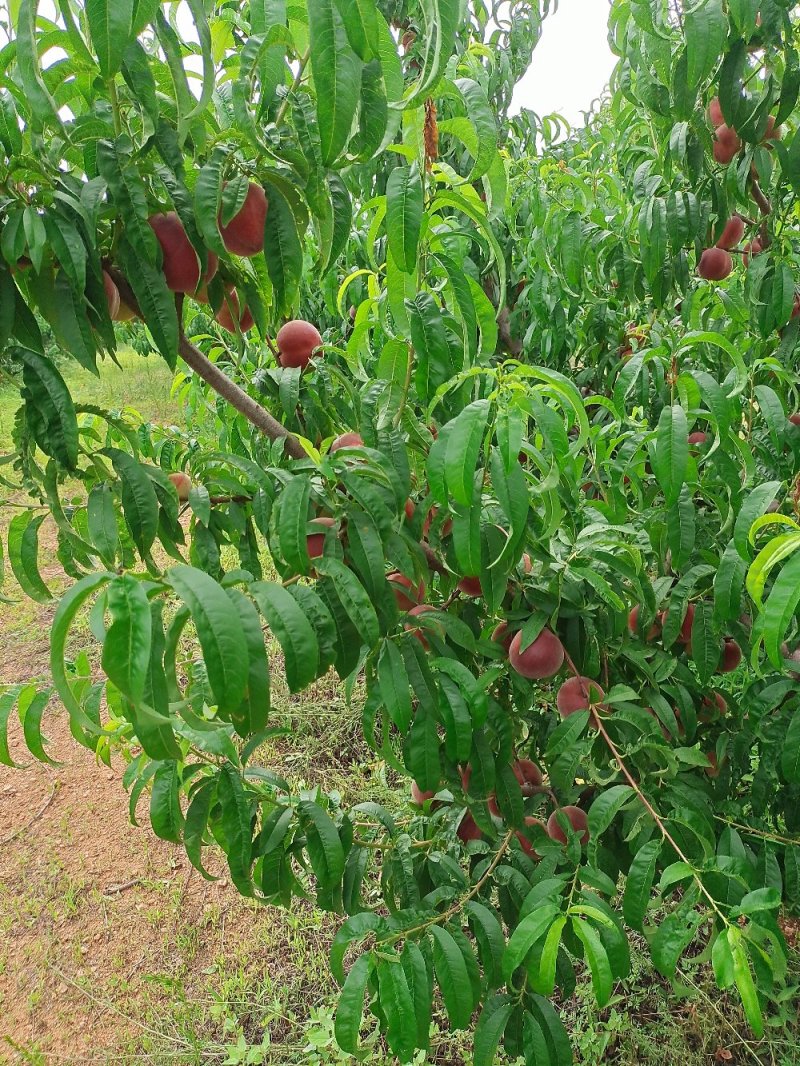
[[104, 266, 306, 459]]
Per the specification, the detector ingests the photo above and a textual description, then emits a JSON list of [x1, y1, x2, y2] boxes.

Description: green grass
[[1, 352, 799, 1066]]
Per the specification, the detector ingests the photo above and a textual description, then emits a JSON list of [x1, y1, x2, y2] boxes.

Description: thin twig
[[104, 267, 307, 459]]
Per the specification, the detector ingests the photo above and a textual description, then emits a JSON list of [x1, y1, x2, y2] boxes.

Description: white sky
[[511, 0, 616, 126]]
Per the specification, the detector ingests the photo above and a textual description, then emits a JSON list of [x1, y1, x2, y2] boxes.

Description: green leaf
[[465, 900, 505, 990], [149, 762, 183, 843], [19, 685, 56, 764], [168, 565, 249, 715], [473, 993, 514, 1066], [444, 399, 491, 508], [385, 166, 423, 275], [378, 640, 412, 731], [277, 475, 312, 575], [572, 916, 613, 1007], [714, 540, 747, 623], [684, 0, 726, 88], [408, 292, 456, 405], [16, 0, 63, 131], [85, 0, 135, 77], [102, 575, 152, 705], [251, 580, 320, 691], [650, 911, 702, 978], [87, 483, 119, 566], [734, 481, 782, 559], [227, 589, 270, 738], [8, 511, 51, 602], [587, 785, 634, 861], [761, 549, 800, 667], [217, 762, 254, 895], [503, 903, 561, 983], [308, 0, 363, 166], [184, 778, 219, 881], [651, 404, 688, 507], [102, 449, 159, 556], [334, 953, 373, 1055], [317, 558, 379, 647], [622, 839, 662, 931], [376, 953, 417, 1062], [17, 347, 79, 470], [730, 931, 764, 1038], [691, 600, 719, 682], [781, 709, 800, 784], [333, 0, 378, 60], [429, 926, 474, 1031], [262, 179, 303, 317], [405, 0, 461, 105], [0, 688, 21, 767]]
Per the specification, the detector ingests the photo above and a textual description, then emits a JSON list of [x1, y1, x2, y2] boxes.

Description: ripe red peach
[[330, 432, 364, 452], [457, 576, 482, 597], [149, 212, 218, 293], [698, 247, 734, 280], [306, 516, 336, 559], [508, 627, 565, 680], [102, 269, 120, 319], [218, 182, 267, 257], [215, 290, 254, 333], [169, 471, 191, 502], [718, 639, 742, 673], [715, 215, 745, 250], [276, 319, 322, 370], [387, 571, 425, 611], [546, 806, 589, 845], [556, 676, 605, 718]]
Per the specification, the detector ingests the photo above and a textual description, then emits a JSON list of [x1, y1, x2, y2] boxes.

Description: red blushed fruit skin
[[556, 676, 605, 718], [512, 759, 543, 794], [520, 553, 532, 574], [516, 816, 546, 859], [410, 781, 436, 806], [705, 752, 721, 778], [457, 810, 482, 842], [546, 806, 589, 846], [488, 759, 545, 817], [404, 604, 437, 649], [790, 413, 800, 427], [763, 115, 781, 142], [628, 605, 660, 641], [708, 97, 724, 126], [169, 471, 191, 502], [149, 213, 218, 293], [218, 183, 267, 257], [103, 270, 120, 319], [457, 576, 482, 597], [715, 215, 745, 250], [491, 621, 514, 652], [330, 432, 364, 452], [662, 603, 695, 645], [387, 571, 425, 611], [688, 431, 708, 447], [698, 247, 734, 280], [306, 516, 336, 559], [743, 239, 762, 266], [508, 627, 565, 680], [700, 691, 728, 722], [712, 124, 741, 164], [718, 639, 742, 673], [215, 291, 254, 333], [423, 506, 453, 538], [276, 319, 323, 369], [404, 498, 415, 522]]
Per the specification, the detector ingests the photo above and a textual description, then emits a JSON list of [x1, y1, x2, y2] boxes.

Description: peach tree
[[1, 0, 799, 1061]]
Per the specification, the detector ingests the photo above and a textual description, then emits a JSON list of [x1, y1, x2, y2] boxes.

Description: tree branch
[[104, 266, 307, 459]]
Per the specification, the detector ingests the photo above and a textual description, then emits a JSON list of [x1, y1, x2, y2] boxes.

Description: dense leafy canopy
[[1, 0, 800, 1061]]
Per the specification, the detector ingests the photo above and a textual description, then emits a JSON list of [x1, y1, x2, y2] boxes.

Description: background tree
[[1, 0, 799, 1062]]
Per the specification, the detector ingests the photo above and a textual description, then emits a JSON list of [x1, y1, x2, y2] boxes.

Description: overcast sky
[[511, 0, 617, 126]]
